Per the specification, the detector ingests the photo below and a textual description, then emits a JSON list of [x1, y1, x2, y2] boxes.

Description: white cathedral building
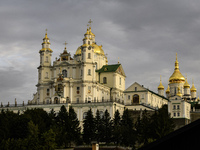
[[0, 22, 198, 125]]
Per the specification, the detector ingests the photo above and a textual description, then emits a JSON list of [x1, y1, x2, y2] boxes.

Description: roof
[[96, 64, 121, 73]]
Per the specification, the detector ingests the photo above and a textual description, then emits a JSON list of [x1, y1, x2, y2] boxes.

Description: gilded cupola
[[166, 84, 170, 94], [158, 76, 164, 90], [75, 25, 105, 56], [191, 80, 197, 92], [184, 75, 190, 88], [169, 53, 185, 83], [40, 29, 53, 52], [176, 87, 182, 97]]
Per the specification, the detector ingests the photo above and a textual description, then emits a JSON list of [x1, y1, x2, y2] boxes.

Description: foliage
[[0, 105, 175, 149], [83, 108, 95, 144]]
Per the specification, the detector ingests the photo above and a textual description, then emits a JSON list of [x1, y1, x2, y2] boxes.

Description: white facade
[[124, 82, 168, 109], [30, 26, 126, 106]]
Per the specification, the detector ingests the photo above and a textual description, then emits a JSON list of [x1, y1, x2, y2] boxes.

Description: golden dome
[[191, 81, 197, 92], [166, 85, 170, 93], [184, 76, 190, 88], [169, 53, 185, 83], [176, 87, 182, 97], [75, 43, 105, 55], [158, 76, 164, 90]]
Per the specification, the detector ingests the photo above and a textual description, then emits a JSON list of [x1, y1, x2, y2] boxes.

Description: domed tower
[[191, 80, 197, 100], [183, 75, 191, 99], [37, 30, 53, 104], [75, 25, 107, 70], [166, 84, 170, 98], [158, 76, 164, 96], [168, 53, 185, 98]]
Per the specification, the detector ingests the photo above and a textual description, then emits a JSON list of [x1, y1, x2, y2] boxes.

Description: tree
[[121, 109, 136, 147], [151, 105, 175, 139], [68, 106, 81, 146], [25, 120, 40, 150], [135, 110, 152, 146], [101, 109, 112, 144], [112, 110, 121, 145], [83, 109, 95, 144], [94, 109, 103, 142], [56, 105, 69, 148], [41, 129, 56, 150]]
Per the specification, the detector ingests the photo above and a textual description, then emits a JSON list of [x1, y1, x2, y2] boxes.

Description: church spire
[[40, 29, 52, 52], [169, 53, 185, 83]]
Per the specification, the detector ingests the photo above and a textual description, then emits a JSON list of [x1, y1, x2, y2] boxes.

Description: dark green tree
[[112, 110, 121, 145], [25, 120, 40, 150], [101, 109, 112, 144], [94, 109, 103, 142], [41, 129, 56, 150], [83, 108, 95, 144], [68, 106, 81, 146], [135, 110, 152, 146], [121, 109, 135, 147], [56, 105, 69, 148], [151, 105, 175, 139]]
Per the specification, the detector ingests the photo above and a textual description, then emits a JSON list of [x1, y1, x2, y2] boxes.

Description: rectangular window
[[177, 105, 180, 110], [88, 69, 91, 75], [128, 95, 130, 100], [45, 56, 48, 62], [119, 77, 121, 85], [174, 113, 176, 117], [88, 53, 91, 59], [45, 72, 48, 79], [88, 86, 91, 91], [135, 87, 137, 91], [173, 105, 176, 110], [76, 98, 79, 103]]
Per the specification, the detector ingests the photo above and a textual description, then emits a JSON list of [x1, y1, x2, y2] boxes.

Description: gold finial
[[118, 57, 120, 64], [88, 19, 93, 27], [158, 75, 164, 90], [44, 29, 48, 39], [64, 41, 68, 50]]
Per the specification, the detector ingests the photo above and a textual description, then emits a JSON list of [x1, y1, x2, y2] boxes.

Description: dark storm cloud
[[1, 0, 200, 104]]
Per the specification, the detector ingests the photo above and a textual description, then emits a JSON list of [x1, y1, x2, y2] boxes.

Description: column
[[82, 83, 86, 103], [70, 83, 73, 103], [93, 64, 96, 82], [40, 88, 44, 104]]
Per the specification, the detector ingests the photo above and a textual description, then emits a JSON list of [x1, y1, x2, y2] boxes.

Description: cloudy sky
[[1, 0, 200, 104]]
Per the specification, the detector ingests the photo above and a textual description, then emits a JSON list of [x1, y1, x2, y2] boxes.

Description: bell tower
[[37, 29, 53, 104]]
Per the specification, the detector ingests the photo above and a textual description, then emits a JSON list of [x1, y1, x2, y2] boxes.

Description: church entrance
[[54, 97, 59, 104], [132, 94, 139, 104]]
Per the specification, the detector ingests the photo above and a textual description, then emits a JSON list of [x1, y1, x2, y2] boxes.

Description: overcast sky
[[1, 0, 200, 104]]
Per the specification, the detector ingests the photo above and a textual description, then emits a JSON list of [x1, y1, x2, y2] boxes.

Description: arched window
[[83, 112, 87, 119], [62, 70, 67, 78], [99, 111, 104, 119], [132, 94, 139, 104], [103, 77, 107, 84]]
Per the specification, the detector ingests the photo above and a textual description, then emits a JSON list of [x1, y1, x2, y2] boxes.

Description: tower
[[37, 30, 53, 104], [168, 53, 185, 98], [158, 76, 164, 96], [183, 75, 191, 99], [166, 84, 170, 98], [191, 80, 197, 100]]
